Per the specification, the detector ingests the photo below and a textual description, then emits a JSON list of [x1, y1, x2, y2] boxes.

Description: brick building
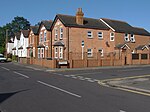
[[27, 26, 39, 58], [49, 8, 150, 67], [37, 20, 53, 59], [20, 8, 150, 68]]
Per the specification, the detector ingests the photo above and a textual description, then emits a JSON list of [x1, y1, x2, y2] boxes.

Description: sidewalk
[[13, 61, 150, 72], [102, 76, 150, 95]]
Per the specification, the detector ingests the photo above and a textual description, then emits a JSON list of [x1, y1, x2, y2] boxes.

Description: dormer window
[[87, 31, 93, 38], [130, 34, 135, 42], [124, 33, 129, 42], [110, 32, 115, 41]]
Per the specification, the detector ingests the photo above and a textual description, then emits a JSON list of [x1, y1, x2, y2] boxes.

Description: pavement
[[13, 61, 150, 96], [99, 75, 150, 96]]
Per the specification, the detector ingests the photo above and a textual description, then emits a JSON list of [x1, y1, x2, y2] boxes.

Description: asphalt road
[[0, 62, 150, 112]]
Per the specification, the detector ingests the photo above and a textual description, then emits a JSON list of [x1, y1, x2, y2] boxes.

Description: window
[[40, 33, 43, 42], [98, 49, 104, 56], [110, 32, 115, 41], [44, 31, 47, 42], [124, 33, 129, 42], [21, 51, 22, 57], [55, 29, 58, 40], [41, 48, 44, 58], [32, 36, 34, 44], [60, 28, 63, 39], [87, 31, 93, 38], [132, 54, 139, 60], [130, 34, 135, 42], [98, 32, 103, 39], [55, 47, 58, 58], [87, 49, 93, 57], [141, 54, 148, 59], [38, 48, 40, 58], [59, 47, 63, 59]]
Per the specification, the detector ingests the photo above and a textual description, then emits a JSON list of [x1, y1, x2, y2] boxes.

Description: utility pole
[[5, 29, 8, 58]]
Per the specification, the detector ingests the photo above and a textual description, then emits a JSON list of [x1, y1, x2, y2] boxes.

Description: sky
[[0, 0, 150, 31]]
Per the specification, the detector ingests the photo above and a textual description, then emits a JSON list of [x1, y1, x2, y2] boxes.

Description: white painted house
[[18, 30, 29, 58], [6, 37, 14, 54], [12, 32, 21, 56]]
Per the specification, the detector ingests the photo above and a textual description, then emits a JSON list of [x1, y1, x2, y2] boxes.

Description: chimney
[[76, 8, 84, 25]]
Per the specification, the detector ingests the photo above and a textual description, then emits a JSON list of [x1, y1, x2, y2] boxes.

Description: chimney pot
[[76, 8, 84, 25]]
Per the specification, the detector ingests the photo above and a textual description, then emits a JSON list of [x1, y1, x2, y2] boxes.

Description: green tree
[[11, 16, 30, 33], [0, 16, 31, 54]]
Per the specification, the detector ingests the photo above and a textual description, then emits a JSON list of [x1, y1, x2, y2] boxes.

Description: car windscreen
[[0, 56, 4, 58]]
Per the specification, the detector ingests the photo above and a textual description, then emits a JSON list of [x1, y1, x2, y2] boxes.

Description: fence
[[18, 52, 150, 69]]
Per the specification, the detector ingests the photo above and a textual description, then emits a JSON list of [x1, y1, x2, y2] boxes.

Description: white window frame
[[87, 31, 93, 38], [55, 47, 58, 59], [41, 48, 44, 58], [130, 34, 135, 42], [44, 31, 47, 42], [87, 48, 93, 57], [38, 48, 40, 58], [98, 32, 103, 39], [110, 32, 115, 41], [124, 33, 129, 42], [59, 47, 63, 59], [60, 28, 63, 39], [55, 29, 58, 40]]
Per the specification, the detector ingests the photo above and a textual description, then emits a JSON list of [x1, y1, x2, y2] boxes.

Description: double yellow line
[[98, 74, 150, 97]]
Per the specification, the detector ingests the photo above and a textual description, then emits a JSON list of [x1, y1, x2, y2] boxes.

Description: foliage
[[0, 16, 31, 54], [12, 55, 17, 61]]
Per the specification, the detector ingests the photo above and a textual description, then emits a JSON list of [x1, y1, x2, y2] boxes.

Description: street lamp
[[5, 29, 8, 59]]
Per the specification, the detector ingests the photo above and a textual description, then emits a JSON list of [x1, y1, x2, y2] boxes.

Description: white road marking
[[71, 72, 102, 76], [119, 110, 126, 112], [71, 76, 78, 79], [37, 80, 81, 98], [25, 66, 41, 70], [53, 73, 63, 76], [1, 67, 10, 71], [87, 79, 95, 83], [118, 69, 142, 72], [64, 75, 71, 77], [13, 71, 29, 79]]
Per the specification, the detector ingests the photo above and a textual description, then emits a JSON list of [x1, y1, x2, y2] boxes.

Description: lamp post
[[81, 40, 84, 60], [5, 29, 8, 59]]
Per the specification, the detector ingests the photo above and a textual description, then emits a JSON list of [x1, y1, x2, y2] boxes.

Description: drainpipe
[[67, 27, 70, 60]]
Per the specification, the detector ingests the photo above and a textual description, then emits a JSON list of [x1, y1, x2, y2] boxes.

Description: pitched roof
[[53, 41, 64, 46], [15, 32, 21, 40], [21, 30, 29, 38], [115, 43, 130, 49], [37, 44, 45, 48], [101, 18, 150, 36], [18, 46, 23, 50], [52, 14, 109, 30], [30, 26, 39, 35], [8, 39, 14, 43], [135, 45, 149, 50], [40, 20, 53, 31]]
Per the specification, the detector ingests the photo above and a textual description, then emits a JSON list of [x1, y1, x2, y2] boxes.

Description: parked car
[[0, 54, 7, 62]]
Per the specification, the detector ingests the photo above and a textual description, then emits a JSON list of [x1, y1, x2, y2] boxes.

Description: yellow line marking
[[117, 87, 150, 97], [100, 74, 150, 82], [98, 74, 150, 97]]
